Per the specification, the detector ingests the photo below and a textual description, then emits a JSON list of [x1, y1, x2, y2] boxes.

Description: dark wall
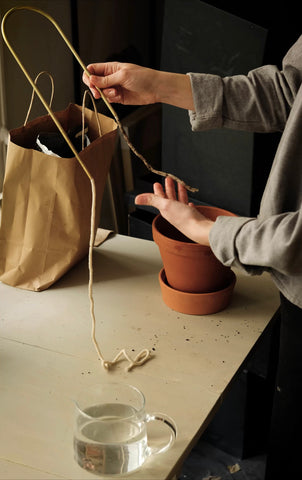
[[160, 0, 300, 216]]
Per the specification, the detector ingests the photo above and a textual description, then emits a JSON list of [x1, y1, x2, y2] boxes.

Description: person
[[83, 35, 302, 479]]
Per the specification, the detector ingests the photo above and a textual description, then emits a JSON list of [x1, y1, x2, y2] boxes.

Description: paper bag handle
[[82, 89, 102, 149], [24, 70, 55, 126], [24, 72, 102, 148]]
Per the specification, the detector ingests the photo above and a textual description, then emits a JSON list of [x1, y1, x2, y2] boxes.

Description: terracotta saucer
[[158, 268, 236, 315]]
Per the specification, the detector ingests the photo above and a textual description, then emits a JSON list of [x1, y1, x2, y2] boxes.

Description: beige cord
[[84, 92, 152, 370], [90, 85, 198, 192], [88, 178, 152, 371], [107, 111, 198, 193]]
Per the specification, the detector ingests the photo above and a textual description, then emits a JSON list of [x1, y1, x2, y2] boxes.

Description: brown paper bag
[[0, 102, 117, 291]]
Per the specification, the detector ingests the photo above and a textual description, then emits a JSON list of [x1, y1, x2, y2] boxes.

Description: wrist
[[154, 71, 194, 110], [193, 219, 214, 246]]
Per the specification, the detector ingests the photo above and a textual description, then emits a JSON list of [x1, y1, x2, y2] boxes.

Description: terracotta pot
[[159, 268, 236, 315], [152, 205, 236, 294]]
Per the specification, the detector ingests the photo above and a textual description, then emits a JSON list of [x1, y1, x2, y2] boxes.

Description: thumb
[[135, 193, 163, 210]]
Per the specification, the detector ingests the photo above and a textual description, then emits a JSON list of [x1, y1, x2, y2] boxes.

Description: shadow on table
[[51, 242, 162, 290]]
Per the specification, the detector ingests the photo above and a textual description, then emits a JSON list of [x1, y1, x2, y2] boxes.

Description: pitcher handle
[[145, 412, 177, 456]]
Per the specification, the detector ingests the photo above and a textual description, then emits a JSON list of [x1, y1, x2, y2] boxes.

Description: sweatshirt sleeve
[[209, 209, 302, 277], [188, 35, 302, 133]]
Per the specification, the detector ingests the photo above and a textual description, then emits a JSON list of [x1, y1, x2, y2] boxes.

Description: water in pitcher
[[74, 403, 148, 475]]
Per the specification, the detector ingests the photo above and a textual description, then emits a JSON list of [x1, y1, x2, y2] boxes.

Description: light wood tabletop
[[0, 233, 279, 479]]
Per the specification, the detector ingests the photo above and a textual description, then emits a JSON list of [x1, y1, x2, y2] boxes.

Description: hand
[[82, 62, 195, 110], [135, 177, 214, 246], [82, 62, 160, 105]]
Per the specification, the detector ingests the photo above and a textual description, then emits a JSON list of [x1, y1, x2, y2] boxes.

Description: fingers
[[87, 85, 102, 100], [86, 62, 119, 76], [165, 177, 189, 204], [153, 177, 187, 202], [82, 70, 101, 99], [177, 181, 189, 204], [135, 179, 191, 210], [153, 182, 166, 197], [82, 64, 99, 87], [164, 177, 177, 200], [134, 180, 212, 245], [82, 63, 122, 100], [102, 87, 121, 103], [136, 179, 190, 205]]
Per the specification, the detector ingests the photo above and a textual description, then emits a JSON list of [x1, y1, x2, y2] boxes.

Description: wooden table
[[0, 233, 279, 479]]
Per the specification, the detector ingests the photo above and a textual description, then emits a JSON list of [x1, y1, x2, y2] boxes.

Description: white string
[[88, 178, 152, 372]]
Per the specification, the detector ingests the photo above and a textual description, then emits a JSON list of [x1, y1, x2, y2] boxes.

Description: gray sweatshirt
[[188, 35, 302, 308]]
